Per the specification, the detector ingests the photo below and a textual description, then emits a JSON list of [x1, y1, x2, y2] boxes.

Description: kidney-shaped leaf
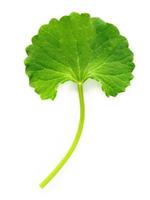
[[25, 12, 134, 99]]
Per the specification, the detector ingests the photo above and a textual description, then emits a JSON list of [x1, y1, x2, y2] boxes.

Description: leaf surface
[[25, 12, 134, 99]]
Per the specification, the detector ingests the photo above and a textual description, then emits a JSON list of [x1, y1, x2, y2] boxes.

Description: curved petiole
[[39, 83, 85, 188]]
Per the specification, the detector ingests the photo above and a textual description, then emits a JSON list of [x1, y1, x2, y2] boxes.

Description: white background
[[0, 0, 150, 199]]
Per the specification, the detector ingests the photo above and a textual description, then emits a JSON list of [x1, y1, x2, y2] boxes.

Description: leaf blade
[[25, 12, 135, 99]]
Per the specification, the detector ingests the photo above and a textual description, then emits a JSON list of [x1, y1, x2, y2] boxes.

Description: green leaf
[[25, 13, 135, 188], [25, 12, 134, 99]]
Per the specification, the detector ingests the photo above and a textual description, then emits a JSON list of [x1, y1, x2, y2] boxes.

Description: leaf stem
[[39, 83, 85, 188]]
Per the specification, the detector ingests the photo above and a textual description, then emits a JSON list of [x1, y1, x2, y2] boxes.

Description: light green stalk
[[39, 83, 85, 188]]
